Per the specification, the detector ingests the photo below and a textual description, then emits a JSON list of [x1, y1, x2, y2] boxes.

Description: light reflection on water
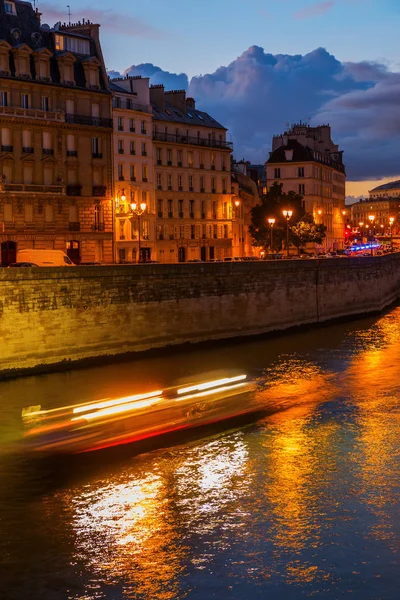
[[1, 306, 400, 599]]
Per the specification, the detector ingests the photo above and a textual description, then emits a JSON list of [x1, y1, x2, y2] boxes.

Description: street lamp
[[267, 217, 275, 255], [131, 199, 147, 263], [282, 209, 293, 258], [368, 214, 375, 256]]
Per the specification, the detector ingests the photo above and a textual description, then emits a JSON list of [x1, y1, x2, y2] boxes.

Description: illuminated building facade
[[231, 162, 261, 257], [110, 77, 155, 263], [0, 1, 113, 265], [350, 197, 400, 236], [266, 123, 346, 250], [151, 86, 234, 263]]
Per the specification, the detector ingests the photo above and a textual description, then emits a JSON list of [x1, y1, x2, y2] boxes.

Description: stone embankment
[[0, 254, 399, 377]]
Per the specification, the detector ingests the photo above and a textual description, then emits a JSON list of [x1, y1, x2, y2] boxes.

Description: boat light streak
[[175, 382, 248, 402], [72, 391, 164, 415], [72, 397, 163, 422], [177, 375, 247, 396]]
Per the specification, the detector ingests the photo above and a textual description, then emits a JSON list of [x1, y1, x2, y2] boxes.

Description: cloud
[[113, 45, 399, 181], [40, 3, 166, 39], [294, 1, 335, 19]]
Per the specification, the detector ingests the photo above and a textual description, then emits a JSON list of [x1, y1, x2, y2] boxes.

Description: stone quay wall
[[0, 254, 399, 376]]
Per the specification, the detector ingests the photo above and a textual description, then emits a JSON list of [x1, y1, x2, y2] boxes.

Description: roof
[[0, 0, 108, 91], [370, 180, 400, 192], [267, 139, 345, 173], [152, 102, 226, 130]]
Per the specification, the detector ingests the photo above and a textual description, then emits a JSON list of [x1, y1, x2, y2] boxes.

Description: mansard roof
[[152, 102, 226, 130]]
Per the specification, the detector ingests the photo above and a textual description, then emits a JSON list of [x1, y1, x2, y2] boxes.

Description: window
[[190, 200, 194, 216], [178, 175, 182, 189], [157, 173, 162, 188], [222, 178, 227, 192], [178, 200, 183, 216], [22, 130, 32, 151], [118, 140, 124, 154], [130, 141, 135, 155], [24, 204, 33, 221], [94, 204, 102, 228], [66, 99, 74, 115], [158, 199, 163, 214], [188, 151, 193, 167], [223, 224, 228, 239], [118, 164, 124, 180], [274, 168, 281, 179], [118, 117, 123, 131], [168, 199, 173, 215], [299, 184, 305, 195], [212, 201, 217, 218], [142, 164, 148, 181], [142, 190, 147, 204], [142, 220, 149, 240], [156, 148, 162, 164], [197, 113, 204, 121], [189, 175, 193, 190], [5, 2, 16, 15], [42, 131, 52, 150], [45, 205, 53, 223], [141, 120, 146, 134], [129, 118, 135, 132], [56, 35, 90, 55], [298, 167, 305, 178], [91, 103, 99, 118], [211, 177, 216, 192], [167, 149, 172, 164], [43, 166, 53, 185], [21, 94, 29, 109], [167, 174, 172, 189], [191, 225, 195, 239], [200, 176, 204, 191], [177, 150, 183, 165], [23, 166, 33, 185], [92, 137, 99, 155], [41, 97, 49, 112], [0, 91, 8, 107], [130, 165, 135, 181], [142, 142, 147, 156]]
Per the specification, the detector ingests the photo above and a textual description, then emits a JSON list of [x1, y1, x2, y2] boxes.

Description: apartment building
[[231, 162, 261, 257], [266, 123, 346, 250], [0, 1, 113, 265], [151, 86, 233, 263], [110, 76, 155, 263]]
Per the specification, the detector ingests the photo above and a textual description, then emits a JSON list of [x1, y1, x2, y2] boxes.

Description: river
[[1, 307, 400, 600]]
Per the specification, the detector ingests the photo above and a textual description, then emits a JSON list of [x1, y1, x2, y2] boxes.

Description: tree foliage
[[249, 182, 326, 251]]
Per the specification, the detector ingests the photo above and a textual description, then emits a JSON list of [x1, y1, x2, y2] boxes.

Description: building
[[231, 162, 261, 257], [266, 123, 346, 249], [151, 86, 233, 263], [110, 76, 155, 263], [0, 1, 113, 265], [369, 180, 400, 199], [350, 197, 400, 236]]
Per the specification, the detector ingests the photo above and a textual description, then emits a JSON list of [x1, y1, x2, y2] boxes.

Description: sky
[[40, 0, 400, 198]]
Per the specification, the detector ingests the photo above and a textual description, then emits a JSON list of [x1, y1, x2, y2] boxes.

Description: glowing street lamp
[[389, 217, 395, 246], [282, 210, 293, 258], [368, 214, 375, 256], [131, 199, 147, 263], [267, 217, 276, 254]]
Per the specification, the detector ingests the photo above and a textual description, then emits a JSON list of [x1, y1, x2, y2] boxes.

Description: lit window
[[55, 34, 64, 51], [5, 2, 16, 15]]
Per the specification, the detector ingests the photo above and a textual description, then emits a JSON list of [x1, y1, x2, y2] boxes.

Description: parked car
[[16, 250, 74, 266], [8, 262, 38, 268]]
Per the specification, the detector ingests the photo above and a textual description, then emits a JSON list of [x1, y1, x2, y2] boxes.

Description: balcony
[[92, 223, 106, 231], [222, 189, 227, 194], [22, 147, 34, 154], [42, 148, 54, 156], [178, 161, 182, 167], [167, 161, 172, 166], [3, 222, 15, 231], [93, 185, 107, 197], [168, 185, 172, 191], [130, 150, 136, 156], [142, 151, 147, 156], [178, 186, 183, 191], [130, 127, 135, 133], [65, 114, 113, 128], [158, 233, 164, 240], [69, 222, 80, 231], [200, 188, 205, 193], [153, 131, 233, 151], [1, 145, 13, 153], [142, 178, 148, 183], [202, 234, 206, 239], [157, 159, 162, 165], [67, 150, 78, 157], [130, 176, 136, 182], [0, 183, 64, 194], [67, 185, 82, 196], [141, 129, 147, 135], [92, 152, 103, 159], [0, 105, 64, 122], [157, 185, 162, 190], [117, 126, 124, 132], [118, 149, 124, 154]]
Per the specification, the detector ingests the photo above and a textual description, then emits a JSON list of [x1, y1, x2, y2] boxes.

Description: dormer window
[[55, 34, 90, 56], [5, 2, 16, 15]]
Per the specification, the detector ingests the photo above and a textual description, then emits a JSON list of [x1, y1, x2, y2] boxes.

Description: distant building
[[0, 0, 113, 265], [350, 197, 400, 236], [232, 162, 261, 257], [266, 123, 346, 249], [369, 180, 400, 199], [151, 86, 233, 263], [110, 76, 155, 263]]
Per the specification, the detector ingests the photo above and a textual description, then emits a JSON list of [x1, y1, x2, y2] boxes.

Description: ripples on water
[[1, 307, 400, 599]]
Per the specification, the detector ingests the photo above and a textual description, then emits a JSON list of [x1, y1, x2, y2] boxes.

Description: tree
[[290, 213, 327, 253], [249, 182, 305, 251]]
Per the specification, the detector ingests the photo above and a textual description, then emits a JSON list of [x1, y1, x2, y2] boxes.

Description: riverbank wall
[[0, 254, 399, 377]]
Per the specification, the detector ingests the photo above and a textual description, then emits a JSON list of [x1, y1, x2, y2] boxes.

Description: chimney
[[186, 97, 196, 110], [150, 84, 165, 112], [164, 89, 186, 114]]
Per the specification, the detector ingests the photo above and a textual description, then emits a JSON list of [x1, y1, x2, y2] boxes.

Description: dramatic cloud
[[115, 46, 399, 181], [40, 3, 166, 39], [109, 64, 188, 91]]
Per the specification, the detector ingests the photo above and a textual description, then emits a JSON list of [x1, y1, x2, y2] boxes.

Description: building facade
[[266, 123, 346, 250], [369, 180, 400, 199], [0, 1, 113, 265], [151, 87, 233, 263], [110, 76, 155, 263], [350, 197, 400, 236], [231, 162, 261, 257]]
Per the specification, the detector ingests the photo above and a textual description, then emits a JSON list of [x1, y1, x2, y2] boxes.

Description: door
[[209, 246, 215, 260], [178, 247, 186, 263], [200, 246, 207, 262], [66, 240, 81, 265], [140, 248, 151, 263], [1, 241, 16, 266]]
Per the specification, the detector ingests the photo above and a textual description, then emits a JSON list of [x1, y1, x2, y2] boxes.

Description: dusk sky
[[41, 0, 400, 198]]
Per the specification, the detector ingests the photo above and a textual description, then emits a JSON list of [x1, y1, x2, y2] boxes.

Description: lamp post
[[389, 217, 395, 247], [131, 199, 147, 263], [368, 214, 375, 256], [115, 189, 127, 263], [267, 217, 275, 256], [282, 210, 293, 258]]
